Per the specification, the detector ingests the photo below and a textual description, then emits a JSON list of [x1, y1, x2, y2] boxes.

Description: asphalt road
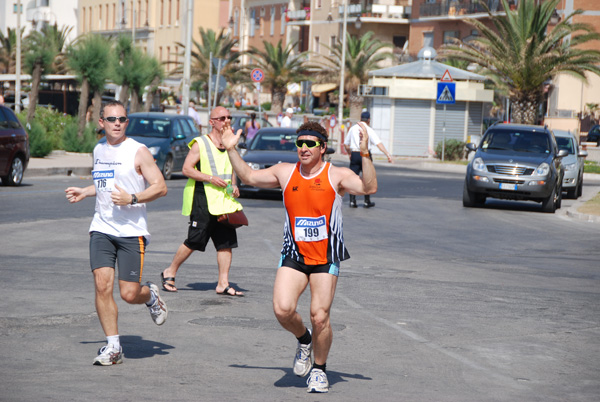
[[1, 165, 599, 401]]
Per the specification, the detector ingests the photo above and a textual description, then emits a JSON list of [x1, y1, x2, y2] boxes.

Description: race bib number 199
[[294, 215, 327, 242], [92, 170, 115, 192]]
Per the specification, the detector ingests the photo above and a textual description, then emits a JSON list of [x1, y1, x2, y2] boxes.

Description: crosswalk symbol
[[438, 86, 454, 102]]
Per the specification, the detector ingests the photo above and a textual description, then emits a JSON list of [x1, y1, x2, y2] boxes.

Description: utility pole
[[15, 0, 22, 113], [181, 0, 194, 116], [337, 0, 349, 151], [132, 0, 135, 43]]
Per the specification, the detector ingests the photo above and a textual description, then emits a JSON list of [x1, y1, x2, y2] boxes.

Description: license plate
[[499, 183, 517, 191]]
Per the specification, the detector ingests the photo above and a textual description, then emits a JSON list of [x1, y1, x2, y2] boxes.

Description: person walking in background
[[180, 100, 203, 132], [343, 111, 393, 208], [161, 106, 244, 296], [65, 100, 168, 366], [221, 121, 377, 393], [244, 112, 261, 142], [281, 107, 293, 128]]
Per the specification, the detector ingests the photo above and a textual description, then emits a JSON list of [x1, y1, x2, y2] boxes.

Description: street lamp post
[[15, 0, 22, 113], [181, 0, 194, 117], [337, 0, 349, 151]]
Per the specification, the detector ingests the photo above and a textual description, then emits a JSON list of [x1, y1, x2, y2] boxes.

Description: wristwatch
[[360, 151, 370, 157], [130, 194, 138, 205]]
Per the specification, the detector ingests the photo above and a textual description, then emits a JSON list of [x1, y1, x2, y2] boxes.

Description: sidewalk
[[26, 150, 600, 222]]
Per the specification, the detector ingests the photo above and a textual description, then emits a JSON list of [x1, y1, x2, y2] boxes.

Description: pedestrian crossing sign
[[436, 82, 456, 104]]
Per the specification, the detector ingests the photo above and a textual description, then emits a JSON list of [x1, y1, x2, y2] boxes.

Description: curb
[[25, 167, 92, 177]]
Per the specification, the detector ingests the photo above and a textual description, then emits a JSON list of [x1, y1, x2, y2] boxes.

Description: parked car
[[463, 123, 567, 213], [0, 105, 29, 186], [98, 112, 199, 179], [586, 124, 600, 146], [230, 111, 272, 141], [237, 127, 334, 196], [553, 129, 587, 199]]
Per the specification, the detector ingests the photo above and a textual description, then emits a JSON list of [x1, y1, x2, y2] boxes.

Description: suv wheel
[[541, 185, 558, 213], [462, 181, 486, 208], [1, 155, 24, 186]]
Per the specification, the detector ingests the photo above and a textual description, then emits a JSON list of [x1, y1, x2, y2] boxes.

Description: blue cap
[[360, 111, 370, 121]]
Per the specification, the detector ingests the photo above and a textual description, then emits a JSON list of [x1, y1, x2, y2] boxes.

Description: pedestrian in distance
[[343, 111, 393, 208], [180, 100, 203, 132], [64, 100, 168, 366], [244, 112, 261, 142], [221, 121, 377, 393], [161, 106, 245, 296], [281, 107, 293, 128]]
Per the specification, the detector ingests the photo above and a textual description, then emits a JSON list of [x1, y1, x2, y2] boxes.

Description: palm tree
[[67, 33, 112, 138], [144, 58, 165, 112], [22, 25, 62, 122], [442, 0, 600, 124], [0, 27, 22, 74], [247, 40, 311, 114], [175, 28, 240, 104], [129, 52, 164, 113], [322, 32, 393, 120], [43, 24, 73, 75], [113, 35, 134, 107]]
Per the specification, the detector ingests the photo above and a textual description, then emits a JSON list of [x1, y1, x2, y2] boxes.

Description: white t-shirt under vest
[[89, 138, 150, 240]]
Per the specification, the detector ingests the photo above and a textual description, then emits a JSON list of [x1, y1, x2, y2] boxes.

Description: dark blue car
[[99, 112, 199, 179]]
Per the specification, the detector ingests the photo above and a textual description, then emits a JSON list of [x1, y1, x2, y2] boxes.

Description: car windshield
[[249, 132, 297, 151], [556, 136, 574, 154], [126, 117, 171, 138], [481, 130, 550, 154]]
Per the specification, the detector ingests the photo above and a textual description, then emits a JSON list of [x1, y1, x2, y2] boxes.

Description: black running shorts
[[89, 231, 147, 282]]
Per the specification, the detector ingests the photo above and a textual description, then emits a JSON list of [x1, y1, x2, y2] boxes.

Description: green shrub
[[18, 106, 74, 150], [62, 122, 97, 153], [26, 120, 53, 158], [435, 138, 466, 161], [261, 102, 271, 111]]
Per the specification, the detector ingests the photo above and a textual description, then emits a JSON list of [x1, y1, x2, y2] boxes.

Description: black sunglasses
[[211, 115, 232, 122], [103, 116, 128, 123], [295, 139, 321, 149]]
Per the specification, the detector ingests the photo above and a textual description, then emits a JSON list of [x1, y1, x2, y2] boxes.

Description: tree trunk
[[348, 90, 364, 122], [144, 76, 160, 112], [27, 64, 42, 122], [92, 92, 102, 129], [129, 90, 140, 113], [510, 92, 541, 125], [119, 84, 129, 109], [77, 78, 90, 139], [271, 88, 286, 114]]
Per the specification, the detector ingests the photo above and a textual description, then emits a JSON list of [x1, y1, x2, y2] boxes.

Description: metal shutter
[[393, 99, 431, 156], [434, 102, 466, 148], [467, 102, 484, 140]]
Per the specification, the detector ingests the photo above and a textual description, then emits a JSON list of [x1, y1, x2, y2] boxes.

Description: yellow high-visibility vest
[[182, 136, 243, 216]]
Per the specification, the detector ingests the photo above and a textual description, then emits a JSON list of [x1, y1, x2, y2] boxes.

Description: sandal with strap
[[160, 272, 177, 292]]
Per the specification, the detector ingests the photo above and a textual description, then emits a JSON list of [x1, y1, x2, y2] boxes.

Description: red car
[[0, 105, 29, 185]]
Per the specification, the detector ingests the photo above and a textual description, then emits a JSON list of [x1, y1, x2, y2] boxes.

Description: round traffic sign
[[251, 68, 264, 83]]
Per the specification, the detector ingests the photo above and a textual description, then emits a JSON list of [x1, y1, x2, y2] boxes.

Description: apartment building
[[78, 0, 222, 76]]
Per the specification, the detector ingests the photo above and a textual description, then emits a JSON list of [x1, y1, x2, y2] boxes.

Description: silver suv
[[463, 123, 567, 213]]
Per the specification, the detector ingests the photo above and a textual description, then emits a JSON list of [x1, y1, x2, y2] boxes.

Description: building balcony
[[419, 0, 505, 19]]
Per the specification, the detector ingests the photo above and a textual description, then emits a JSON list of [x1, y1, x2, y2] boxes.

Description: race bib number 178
[[294, 215, 327, 242], [92, 170, 115, 192]]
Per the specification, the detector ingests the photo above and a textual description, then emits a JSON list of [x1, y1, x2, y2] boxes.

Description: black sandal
[[161, 272, 177, 292]]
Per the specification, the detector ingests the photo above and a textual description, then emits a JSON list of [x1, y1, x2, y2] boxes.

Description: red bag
[[217, 210, 248, 228]]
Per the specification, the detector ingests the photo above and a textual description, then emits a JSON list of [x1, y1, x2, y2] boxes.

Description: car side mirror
[[578, 149, 588, 158], [557, 149, 568, 158], [173, 134, 186, 140], [238, 143, 248, 149], [465, 143, 477, 152], [326, 147, 335, 155]]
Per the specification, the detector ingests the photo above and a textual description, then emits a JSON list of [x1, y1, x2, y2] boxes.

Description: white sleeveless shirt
[[89, 138, 150, 240]]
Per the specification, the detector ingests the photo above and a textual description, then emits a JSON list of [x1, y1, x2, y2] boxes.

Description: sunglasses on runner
[[103, 116, 128, 123], [295, 139, 321, 149], [211, 115, 232, 122]]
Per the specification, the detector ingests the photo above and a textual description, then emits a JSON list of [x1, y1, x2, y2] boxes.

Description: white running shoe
[[93, 344, 123, 366], [306, 368, 329, 393], [293, 329, 313, 377], [146, 282, 168, 325]]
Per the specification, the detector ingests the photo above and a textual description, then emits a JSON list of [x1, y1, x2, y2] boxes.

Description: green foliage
[[435, 139, 466, 161], [17, 107, 72, 150], [62, 121, 97, 153], [261, 102, 271, 111], [67, 33, 112, 92], [26, 120, 53, 158], [584, 160, 600, 174]]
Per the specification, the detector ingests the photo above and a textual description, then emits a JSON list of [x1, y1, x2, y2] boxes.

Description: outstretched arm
[[221, 126, 284, 189]]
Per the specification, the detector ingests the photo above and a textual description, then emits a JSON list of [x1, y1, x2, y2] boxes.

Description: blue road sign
[[436, 82, 456, 104]]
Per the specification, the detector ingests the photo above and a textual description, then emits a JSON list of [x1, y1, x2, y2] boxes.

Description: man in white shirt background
[[281, 107, 293, 128], [343, 111, 393, 208]]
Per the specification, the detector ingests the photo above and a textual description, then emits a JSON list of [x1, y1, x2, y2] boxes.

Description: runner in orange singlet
[[222, 121, 377, 393]]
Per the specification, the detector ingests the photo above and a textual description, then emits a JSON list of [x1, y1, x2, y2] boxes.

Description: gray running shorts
[[89, 231, 147, 282]]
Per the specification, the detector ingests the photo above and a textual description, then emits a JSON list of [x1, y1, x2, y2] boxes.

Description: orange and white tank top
[[281, 162, 349, 265]]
